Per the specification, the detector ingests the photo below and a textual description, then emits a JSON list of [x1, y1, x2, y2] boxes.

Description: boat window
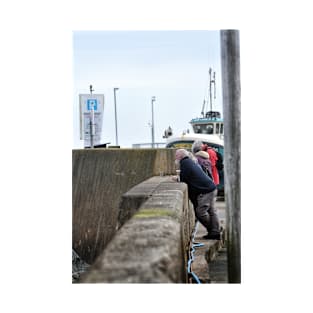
[[193, 123, 215, 134], [194, 125, 202, 134], [206, 124, 214, 134], [216, 123, 220, 133], [220, 124, 223, 134]]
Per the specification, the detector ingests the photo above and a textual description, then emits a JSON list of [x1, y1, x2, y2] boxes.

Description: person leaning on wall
[[175, 148, 221, 240], [191, 140, 213, 179], [192, 140, 219, 207]]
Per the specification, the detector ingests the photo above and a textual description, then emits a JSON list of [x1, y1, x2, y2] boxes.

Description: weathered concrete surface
[[117, 176, 167, 228], [208, 247, 228, 283], [191, 200, 227, 283], [72, 149, 176, 264], [80, 177, 195, 283]]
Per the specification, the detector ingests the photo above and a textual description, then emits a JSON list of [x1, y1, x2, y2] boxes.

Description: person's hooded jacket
[[179, 156, 216, 206]]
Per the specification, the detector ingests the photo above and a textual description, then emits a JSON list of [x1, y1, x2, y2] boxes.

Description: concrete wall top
[[81, 176, 195, 283]]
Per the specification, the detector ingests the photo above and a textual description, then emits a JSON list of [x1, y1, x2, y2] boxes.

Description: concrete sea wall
[[72, 149, 176, 264], [81, 176, 195, 283]]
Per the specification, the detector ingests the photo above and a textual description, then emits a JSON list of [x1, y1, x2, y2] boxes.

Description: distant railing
[[132, 142, 166, 148]]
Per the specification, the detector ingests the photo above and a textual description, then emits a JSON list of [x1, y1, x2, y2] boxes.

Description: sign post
[[79, 92, 104, 148], [89, 99, 95, 148]]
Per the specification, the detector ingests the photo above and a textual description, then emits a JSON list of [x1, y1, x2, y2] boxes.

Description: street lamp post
[[151, 96, 156, 148], [113, 88, 119, 146]]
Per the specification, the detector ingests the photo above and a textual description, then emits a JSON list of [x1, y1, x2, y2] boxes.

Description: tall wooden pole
[[220, 29, 241, 283]]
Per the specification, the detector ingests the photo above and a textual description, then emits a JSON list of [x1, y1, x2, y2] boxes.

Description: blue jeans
[[196, 190, 220, 234]]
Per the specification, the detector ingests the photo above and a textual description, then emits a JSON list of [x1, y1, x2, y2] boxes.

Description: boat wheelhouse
[[190, 111, 224, 137]]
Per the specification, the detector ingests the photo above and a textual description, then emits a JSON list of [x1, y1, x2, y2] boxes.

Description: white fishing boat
[[164, 67, 224, 193], [165, 67, 224, 153]]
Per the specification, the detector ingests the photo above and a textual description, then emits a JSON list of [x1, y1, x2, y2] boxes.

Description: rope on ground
[[187, 221, 204, 283]]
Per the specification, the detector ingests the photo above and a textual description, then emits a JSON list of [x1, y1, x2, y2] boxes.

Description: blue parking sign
[[87, 99, 97, 110]]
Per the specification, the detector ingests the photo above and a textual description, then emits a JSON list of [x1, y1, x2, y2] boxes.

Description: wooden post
[[220, 29, 241, 283]]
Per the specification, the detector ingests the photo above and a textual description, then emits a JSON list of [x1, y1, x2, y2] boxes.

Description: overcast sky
[[73, 30, 223, 147]]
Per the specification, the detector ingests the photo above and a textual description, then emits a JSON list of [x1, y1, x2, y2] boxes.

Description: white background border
[[1, 1, 312, 312]]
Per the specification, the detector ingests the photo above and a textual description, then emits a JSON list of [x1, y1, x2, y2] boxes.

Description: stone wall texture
[[72, 149, 176, 264], [81, 176, 195, 283]]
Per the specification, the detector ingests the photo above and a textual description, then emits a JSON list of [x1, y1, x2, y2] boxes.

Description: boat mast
[[201, 99, 206, 117], [208, 67, 216, 113]]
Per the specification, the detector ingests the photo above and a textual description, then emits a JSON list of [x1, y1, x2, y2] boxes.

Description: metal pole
[[209, 68, 212, 112], [89, 85, 94, 149], [220, 29, 241, 283], [209, 68, 216, 113], [151, 96, 156, 148], [114, 88, 119, 146], [90, 107, 95, 148]]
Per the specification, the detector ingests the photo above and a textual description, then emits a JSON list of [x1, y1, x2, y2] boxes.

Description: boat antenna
[[201, 99, 206, 117], [213, 71, 216, 100], [208, 67, 216, 112]]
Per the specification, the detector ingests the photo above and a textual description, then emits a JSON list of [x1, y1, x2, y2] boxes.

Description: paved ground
[[190, 199, 228, 283], [208, 247, 228, 283]]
